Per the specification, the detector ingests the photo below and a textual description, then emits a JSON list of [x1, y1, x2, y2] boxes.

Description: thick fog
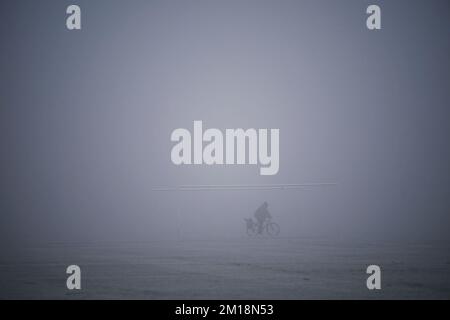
[[1, 0, 450, 249]]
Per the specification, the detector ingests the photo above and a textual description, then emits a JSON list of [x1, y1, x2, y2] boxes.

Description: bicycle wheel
[[266, 222, 280, 236], [246, 226, 257, 236]]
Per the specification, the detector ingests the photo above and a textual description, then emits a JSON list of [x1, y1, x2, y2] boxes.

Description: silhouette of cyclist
[[254, 201, 271, 234]]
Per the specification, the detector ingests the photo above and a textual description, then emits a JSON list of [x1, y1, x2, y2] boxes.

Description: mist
[[1, 0, 450, 249]]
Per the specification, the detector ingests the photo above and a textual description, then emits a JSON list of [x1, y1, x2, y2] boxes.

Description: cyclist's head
[[263, 201, 268, 208]]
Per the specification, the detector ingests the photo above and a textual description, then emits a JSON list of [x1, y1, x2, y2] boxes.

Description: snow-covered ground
[[1, 237, 449, 299]]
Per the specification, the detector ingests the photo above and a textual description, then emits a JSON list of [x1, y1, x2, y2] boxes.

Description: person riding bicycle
[[254, 201, 271, 234]]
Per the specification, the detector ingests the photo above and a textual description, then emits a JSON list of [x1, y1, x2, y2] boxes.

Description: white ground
[[1, 237, 449, 299]]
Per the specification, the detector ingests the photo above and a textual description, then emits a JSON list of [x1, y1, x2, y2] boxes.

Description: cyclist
[[254, 201, 271, 234]]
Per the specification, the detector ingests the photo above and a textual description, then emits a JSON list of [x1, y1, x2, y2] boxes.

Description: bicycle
[[245, 217, 280, 236]]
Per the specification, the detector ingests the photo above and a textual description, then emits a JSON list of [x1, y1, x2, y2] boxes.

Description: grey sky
[[1, 0, 449, 247]]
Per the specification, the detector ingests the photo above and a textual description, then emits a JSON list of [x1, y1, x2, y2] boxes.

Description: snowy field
[[1, 237, 449, 299]]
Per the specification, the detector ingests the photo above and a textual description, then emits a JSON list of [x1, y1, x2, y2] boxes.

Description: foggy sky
[[1, 0, 450, 247]]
